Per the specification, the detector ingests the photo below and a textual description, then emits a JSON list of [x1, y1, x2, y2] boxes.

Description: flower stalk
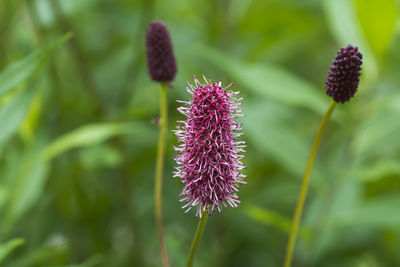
[[186, 212, 209, 267], [283, 100, 336, 267], [146, 20, 176, 267], [154, 82, 170, 267], [284, 45, 362, 266]]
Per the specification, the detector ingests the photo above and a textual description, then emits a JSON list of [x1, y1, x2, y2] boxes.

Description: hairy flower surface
[[146, 20, 177, 82], [325, 45, 363, 103], [174, 77, 246, 217]]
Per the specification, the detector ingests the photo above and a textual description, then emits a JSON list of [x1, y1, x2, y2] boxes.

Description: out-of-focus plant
[[284, 45, 363, 267], [145, 20, 177, 267], [0, 0, 399, 266]]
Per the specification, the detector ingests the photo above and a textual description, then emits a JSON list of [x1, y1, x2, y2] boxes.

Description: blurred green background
[[1, 0, 400, 266]]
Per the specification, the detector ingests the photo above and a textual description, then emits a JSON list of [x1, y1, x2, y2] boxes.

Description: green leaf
[[245, 100, 325, 188], [354, 0, 398, 58], [0, 186, 7, 211], [52, 255, 102, 267], [354, 160, 400, 182], [353, 98, 400, 158], [0, 33, 72, 99], [19, 90, 43, 144], [246, 101, 308, 175], [79, 144, 123, 170], [0, 88, 35, 146], [6, 246, 65, 267], [36, 0, 102, 26], [196, 45, 329, 115], [244, 205, 291, 233], [1, 121, 154, 230], [331, 196, 400, 228], [323, 0, 378, 81], [0, 239, 25, 263], [2, 153, 50, 231], [244, 205, 312, 239], [42, 121, 153, 161]]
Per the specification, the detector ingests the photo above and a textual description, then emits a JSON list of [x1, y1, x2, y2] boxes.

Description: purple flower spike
[[146, 20, 177, 82], [325, 45, 363, 103], [173, 76, 246, 217]]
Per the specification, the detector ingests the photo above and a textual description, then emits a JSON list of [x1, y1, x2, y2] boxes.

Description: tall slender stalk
[[283, 100, 336, 267], [155, 82, 170, 267], [186, 212, 208, 267]]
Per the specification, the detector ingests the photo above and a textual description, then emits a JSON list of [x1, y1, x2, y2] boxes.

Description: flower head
[[146, 20, 177, 82], [325, 45, 363, 103], [174, 76, 246, 217]]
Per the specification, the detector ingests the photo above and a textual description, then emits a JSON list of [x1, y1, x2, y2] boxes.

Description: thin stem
[[155, 82, 170, 267], [186, 212, 209, 267], [283, 100, 336, 267]]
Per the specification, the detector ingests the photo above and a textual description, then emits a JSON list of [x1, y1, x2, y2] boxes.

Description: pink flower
[[174, 77, 246, 217]]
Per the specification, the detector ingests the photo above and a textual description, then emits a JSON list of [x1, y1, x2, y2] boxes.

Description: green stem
[[283, 100, 336, 267], [186, 212, 208, 267], [155, 83, 170, 267]]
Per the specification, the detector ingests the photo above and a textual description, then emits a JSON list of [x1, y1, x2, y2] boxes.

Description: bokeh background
[[1, 0, 400, 266]]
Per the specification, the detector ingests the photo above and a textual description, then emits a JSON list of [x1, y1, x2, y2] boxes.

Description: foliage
[[0, 0, 400, 266]]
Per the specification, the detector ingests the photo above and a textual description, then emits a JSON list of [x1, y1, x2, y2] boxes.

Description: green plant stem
[[186, 212, 209, 267], [283, 100, 336, 267], [155, 82, 170, 267]]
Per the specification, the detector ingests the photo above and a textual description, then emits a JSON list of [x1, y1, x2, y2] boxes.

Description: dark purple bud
[[146, 21, 177, 82], [325, 45, 363, 103]]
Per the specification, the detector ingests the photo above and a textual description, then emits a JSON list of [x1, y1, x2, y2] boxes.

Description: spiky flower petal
[[325, 45, 363, 103], [174, 76, 246, 217], [145, 20, 177, 82]]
